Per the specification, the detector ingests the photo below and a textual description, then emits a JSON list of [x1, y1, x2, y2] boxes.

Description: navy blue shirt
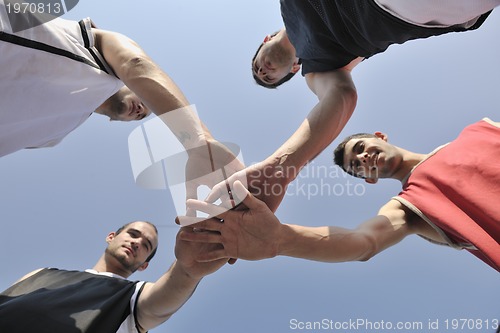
[[281, 0, 491, 75]]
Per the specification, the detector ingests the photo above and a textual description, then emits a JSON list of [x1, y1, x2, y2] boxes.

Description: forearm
[[277, 224, 376, 263], [96, 30, 189, 114], [276, 205, 414, 263], [268, 71, 357, 184], [113, 50, 211, 149], [137, 260, 201, 330]]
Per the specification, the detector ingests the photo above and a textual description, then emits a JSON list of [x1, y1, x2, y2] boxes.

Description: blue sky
[[1, 1, 499, 332]]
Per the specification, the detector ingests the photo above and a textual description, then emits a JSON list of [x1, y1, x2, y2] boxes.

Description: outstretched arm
[[181, 181, 428, 263], [94, 29, 213, 144], [272, 69, 358, 179], [94, 29, 187, 116], [206, 69, 357, 212], [134, 227, 227, 332], [95, 30, 244, 202]]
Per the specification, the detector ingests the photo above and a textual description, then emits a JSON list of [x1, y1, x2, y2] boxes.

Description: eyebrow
[[348, 141, 363, 172], [253, 60, 275, 84], [129, 228, 154, 251], [252, 60, 259, 76]]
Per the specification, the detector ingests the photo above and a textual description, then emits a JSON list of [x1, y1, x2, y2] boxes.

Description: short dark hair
[[333, 133, 377, 176], [115, 221, 158, 262], [251, 31, 300, 89]]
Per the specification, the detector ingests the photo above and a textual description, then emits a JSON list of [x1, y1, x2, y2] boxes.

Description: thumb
[[232, 180, 260, 210]]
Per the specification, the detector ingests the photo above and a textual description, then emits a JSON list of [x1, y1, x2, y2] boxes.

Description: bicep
[[305, 69, 357, 101], [299, 70, 358, 153], [93, 29, 189, 116], [93, 29, 148, 80], [134, 282, 170, 332], [14, 268, 44, 284], [305, 70, 357, 130]]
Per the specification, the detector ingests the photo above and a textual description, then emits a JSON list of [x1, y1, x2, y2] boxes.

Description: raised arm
[[274, 69, 358, 177], [134, 227, 227, 332], [180, 181, 434, 263], [94, 30, 190, 117], [94, 29, 244, 202], [206, 69, 357, 212], [278, 200, 416, 262], [94, 29, 215, 142]]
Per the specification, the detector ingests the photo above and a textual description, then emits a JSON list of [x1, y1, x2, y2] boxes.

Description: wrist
[[276, 223, 295, 257], [263, 153, 303, 184], [156, 104, 208, 151], [171, 260, 203, 285]]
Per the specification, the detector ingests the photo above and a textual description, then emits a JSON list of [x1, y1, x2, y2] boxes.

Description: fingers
[[185, 182, 199, 201], [186, 199, 230, 219], [177, 215, 209, 226], [179, 228, 222, 244], [232, 180, 262, 210], [197, 249, 230, 262], [179, 218, 224, 235], [204, 181, 228, 204], [184, 183, 200, 217]]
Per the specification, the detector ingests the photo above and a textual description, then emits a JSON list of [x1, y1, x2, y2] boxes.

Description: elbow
[[116, 55, 155, 81], [340, 83, 358, 111], [356, 233, 379, 262]]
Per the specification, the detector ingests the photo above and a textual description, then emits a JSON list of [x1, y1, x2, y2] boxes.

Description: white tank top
[[374, 0, 497, 28], [0, 0, 123, 157]]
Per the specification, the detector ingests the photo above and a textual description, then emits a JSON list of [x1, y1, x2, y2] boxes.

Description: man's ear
[[291, 62, 301, 73], [106, 232, 116, 244], [374, 131, 388, 142], [365, 178, 378, 184], [136, 262, 149, 272], [263, 35, 272, 43]]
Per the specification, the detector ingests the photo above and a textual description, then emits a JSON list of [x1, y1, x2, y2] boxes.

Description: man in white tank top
[[0, 0, 204, 158]]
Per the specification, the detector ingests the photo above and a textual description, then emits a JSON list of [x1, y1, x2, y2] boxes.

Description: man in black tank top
[[0, 221, 227, 333], [213, 0, 498, 213]]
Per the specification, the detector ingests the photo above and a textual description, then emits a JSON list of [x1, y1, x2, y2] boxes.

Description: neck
[[277, 29, 297, 59], [92, 254, 131, 279], [394, 150, 427, 183], [93, 103, 108, 117]]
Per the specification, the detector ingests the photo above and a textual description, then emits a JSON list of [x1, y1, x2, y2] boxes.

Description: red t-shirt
[[395, 119, 500, 272]]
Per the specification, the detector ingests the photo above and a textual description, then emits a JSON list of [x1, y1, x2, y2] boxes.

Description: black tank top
[[281, 0, 491, 75], [0, 268, 141, 333]]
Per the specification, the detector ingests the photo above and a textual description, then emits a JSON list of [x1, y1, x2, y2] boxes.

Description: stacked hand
[[184, 140, 245, 216], [204, 158, 291, 213], [177, 181, 283, 262]]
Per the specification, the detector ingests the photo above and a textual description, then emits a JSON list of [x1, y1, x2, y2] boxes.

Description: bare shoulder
[[92, 28, 121, 49], [305, 69, 356, 99], [378, 200, 425, 233], [382, 199, 446, 243], [14, 268, 44, 284]]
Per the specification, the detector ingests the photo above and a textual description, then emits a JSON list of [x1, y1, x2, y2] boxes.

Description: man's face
[[103, 87, 151, 121], [105, 222, 158, 273], [252, 35, 297, 85], [342, 134, 402, 183]]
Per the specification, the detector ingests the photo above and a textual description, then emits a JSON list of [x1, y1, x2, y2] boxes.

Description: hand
[[184, 140, 245, 215], [205, 158, 290, 213], [178, 181, 283, 261], [174, 226, 228, 280]]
